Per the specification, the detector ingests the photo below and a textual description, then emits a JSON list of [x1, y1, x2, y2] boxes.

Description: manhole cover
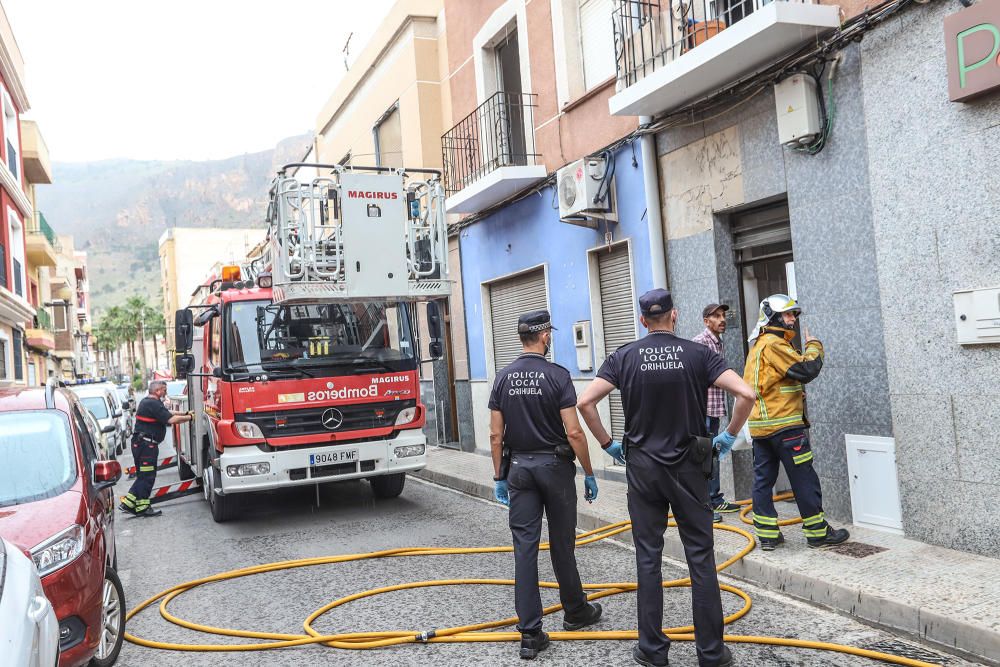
[[828, 541, 887, 558], [861, 639, 951, 664]]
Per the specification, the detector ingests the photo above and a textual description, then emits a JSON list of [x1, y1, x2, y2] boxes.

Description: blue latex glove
[[713, 430, 738, 460], [604, 440, 626, 465], [494, 480, 510, 506], [584, 475, 598, 503]]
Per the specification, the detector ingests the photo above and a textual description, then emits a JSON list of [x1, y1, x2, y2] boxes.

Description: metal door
[[597, 244, 636, 441], [489, 269, 548, 372]]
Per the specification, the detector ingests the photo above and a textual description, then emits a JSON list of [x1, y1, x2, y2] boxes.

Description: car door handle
[[28, 595, 51, 623]]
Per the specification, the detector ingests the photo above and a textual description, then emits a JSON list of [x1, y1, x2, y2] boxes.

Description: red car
[[0, 380, 125, 666]]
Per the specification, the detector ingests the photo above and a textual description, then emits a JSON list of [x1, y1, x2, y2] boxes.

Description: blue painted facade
[[458, 144, 655, 381]]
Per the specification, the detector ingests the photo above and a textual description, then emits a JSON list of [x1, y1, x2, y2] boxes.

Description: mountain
[[36, 133, 312, 315]]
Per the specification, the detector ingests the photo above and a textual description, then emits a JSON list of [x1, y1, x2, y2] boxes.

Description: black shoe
[[713, 511, 723, 523], [136, 506, 163, 518], [118, 502, 137, 516], [563, 602, 602, 631], [519, 631, 550, 660], [713, 501, 741, 513], [807, 526, 850, 548], [715, 645, 734, 667], [632, 644, 668, 666], [758, 533, 785, 551]]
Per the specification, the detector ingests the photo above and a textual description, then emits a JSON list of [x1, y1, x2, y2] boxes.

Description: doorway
[[494, 30, 527, 166]]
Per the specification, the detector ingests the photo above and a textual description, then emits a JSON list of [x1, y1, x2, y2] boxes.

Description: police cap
[[639, 288, 674, 316], [517, 309, 557, 334]]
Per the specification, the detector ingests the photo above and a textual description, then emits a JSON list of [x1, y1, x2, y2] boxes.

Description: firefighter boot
[[807, 525, 849, 549], [519, 631, 550, 660], [563, 602, 603, 631], [758, 532, 785, 551]]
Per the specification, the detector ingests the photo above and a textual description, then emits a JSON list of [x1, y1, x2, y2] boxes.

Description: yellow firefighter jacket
[[743, 326, 824, 438]]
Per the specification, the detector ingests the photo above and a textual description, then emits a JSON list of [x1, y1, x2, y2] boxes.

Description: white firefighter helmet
[[748, 294, 801, 343]]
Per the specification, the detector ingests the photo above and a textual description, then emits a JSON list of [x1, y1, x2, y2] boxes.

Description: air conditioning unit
[[557, 157, 614, 223]]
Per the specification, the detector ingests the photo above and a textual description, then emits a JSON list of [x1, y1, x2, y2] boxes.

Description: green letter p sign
[[957, 23, 1000, 89]]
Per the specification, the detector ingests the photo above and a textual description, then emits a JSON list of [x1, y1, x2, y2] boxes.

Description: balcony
[[441, 91, 547, 214], [20, 120, 52, 185], [26, 307, 55, 352], [609, 0, 840, 117], [25, 211, 60, 267]]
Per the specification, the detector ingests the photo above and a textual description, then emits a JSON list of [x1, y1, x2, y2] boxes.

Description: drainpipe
[[639, 116, 668, 288]]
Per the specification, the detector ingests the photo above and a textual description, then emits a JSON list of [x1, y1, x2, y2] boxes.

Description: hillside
[[36, 133, 312, 315]]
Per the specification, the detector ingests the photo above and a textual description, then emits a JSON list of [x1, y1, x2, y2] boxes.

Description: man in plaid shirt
[[693, 303, 742, 522]]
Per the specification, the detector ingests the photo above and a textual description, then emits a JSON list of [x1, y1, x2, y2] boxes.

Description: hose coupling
[[416, 630, 437, 643]]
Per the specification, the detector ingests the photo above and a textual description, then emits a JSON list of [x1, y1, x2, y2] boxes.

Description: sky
[[3, 0, 394, 162]]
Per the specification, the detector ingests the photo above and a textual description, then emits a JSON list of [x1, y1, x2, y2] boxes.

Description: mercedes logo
[[321, 407, 344, 430]]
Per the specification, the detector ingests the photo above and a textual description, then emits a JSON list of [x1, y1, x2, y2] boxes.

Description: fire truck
[[172, 164, 450, 522]]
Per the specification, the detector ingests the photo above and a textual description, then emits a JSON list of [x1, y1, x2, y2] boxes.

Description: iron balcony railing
[[441, 91, 539, 196], [614, 0, 783, 89], [34, 306, 52, 331], [28, 211, 61, 251]]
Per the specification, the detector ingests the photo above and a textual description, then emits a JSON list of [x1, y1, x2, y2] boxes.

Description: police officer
[[743, 295, 849, 550], [119, 380, 193, 517], [578, 289, 755, 667], [489, 309, 603, 660]]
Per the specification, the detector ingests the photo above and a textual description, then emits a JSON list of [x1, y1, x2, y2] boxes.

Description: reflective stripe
[[138, 465, 156, 472], [135, 415, 157, 423], [756, 528, 781, 538], [779, 384, 803, 393], [803, 527, 828, 538], [120, 494, 135, 508], [753, 347, 768, 420], [749, 414, 804, 429], [802, 512, 825, 526], [753, 514, 779, 526], [793, 451, 814, 465]]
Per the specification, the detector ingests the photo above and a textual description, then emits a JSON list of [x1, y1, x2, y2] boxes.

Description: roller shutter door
[[489, 269, 548, 372], [597, 244, 636, 441]]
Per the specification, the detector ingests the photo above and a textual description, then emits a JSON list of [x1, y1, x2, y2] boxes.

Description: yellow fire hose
[[123, 493, 943, 667]]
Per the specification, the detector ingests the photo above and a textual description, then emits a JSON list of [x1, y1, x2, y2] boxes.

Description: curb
[[413, 466, 999, 666]]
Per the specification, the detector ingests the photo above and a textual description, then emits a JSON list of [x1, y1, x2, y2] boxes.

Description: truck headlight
[[394, 406, 418, 426], [226, 463, 271, 477], [233, 422, 264, 439], [394, 444, 425, 458], [31, 525, 84, 577]]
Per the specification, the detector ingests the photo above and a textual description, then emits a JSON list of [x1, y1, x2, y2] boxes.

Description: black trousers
[[752, 427, 829, 540], [508, 452, 588, 634], [626, 447, 724, 666], [126, 434, 160, 511]]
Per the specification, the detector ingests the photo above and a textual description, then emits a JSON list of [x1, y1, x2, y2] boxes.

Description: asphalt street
[[111, 434, 982, 667]]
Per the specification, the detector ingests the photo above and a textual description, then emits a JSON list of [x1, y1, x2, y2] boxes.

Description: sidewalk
[[414, 447, 1000, 665]]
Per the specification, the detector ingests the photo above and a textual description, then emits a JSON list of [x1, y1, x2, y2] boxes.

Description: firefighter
[[578, 289, 754, 667], [119, 380, 193, 517], [743, 294, 849, 550], [489, 309, 603, 660]]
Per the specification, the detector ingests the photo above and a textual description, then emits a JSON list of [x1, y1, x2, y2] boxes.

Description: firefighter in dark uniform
[[578, 289, 756, 667], [489, 309, 603, 660], [119, 380, 193, 517]]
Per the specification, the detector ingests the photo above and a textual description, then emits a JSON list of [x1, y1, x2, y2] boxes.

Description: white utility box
[[954, 286, 1000, 345], [845, 434, 903, 534], [573, 321, 593, 371], [557, 157, 613, 220], [774, 74, 821, 146]]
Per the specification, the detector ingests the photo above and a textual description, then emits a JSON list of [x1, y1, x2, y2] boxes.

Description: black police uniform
[[489, 313, 591, 637], [597, 290, 730, 667], [121, 395, 172, 515]]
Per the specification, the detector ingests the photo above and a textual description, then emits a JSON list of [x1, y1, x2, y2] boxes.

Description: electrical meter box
[[774, 74, 821, 146], [954, 286, 1000, 345], [573, 321, 593, 371]]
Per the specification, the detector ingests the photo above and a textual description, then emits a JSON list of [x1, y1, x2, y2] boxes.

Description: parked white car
[[69, 385, 122, 457], [0, 536, 60, 667]]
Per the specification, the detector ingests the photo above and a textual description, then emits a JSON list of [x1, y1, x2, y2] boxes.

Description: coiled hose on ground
[[123, 492, 943, 667]]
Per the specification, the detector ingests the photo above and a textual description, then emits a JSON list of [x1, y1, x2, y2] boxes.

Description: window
[[7, 209, 25, 299], [53, 304, 67, 332], [3, 91, 18, 180], [12, 329, 22, 381], [72, 406, 98, 473], [579, 0, 617, 89], [209, 317, 221, 368], [373, 103, 402, 168], [0, 338, 6, 379]]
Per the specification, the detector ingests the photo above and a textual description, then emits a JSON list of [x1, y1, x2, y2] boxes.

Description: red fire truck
[[172, 164, 450, 522]]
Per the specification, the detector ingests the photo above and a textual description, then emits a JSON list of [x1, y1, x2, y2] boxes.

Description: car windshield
[[80, 396, 109, 420], [0, 412, 77, 508], [225, 300, 417, 373]]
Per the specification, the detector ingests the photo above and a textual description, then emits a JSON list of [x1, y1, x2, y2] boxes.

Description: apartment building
[[605, 0, 999, 555]]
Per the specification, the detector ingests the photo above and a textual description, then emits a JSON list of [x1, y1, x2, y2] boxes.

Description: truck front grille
[[235, 400, 415, 438]]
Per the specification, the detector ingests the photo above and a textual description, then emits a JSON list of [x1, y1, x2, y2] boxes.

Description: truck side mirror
[[175, 308, 194, 351], [426, 301, 443, 361], [175, 353, 195, 379]]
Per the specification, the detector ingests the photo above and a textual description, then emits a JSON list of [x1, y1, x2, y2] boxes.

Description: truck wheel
[[178, 455, 195, 481], [208, 467, 239, 523], [370, 473, 406, 499]]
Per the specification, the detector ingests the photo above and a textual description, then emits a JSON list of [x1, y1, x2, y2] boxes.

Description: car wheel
[[88, 567, 125, 666], [208, 467, 239, 523], [370, 473, 406, 499]]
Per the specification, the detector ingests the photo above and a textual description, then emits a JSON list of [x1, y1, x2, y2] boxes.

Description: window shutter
[[489, 269, 549, 372]]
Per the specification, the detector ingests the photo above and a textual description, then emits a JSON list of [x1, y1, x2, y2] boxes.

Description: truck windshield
[[0, 412, 77, 508], [226, 300, 417, 373]]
